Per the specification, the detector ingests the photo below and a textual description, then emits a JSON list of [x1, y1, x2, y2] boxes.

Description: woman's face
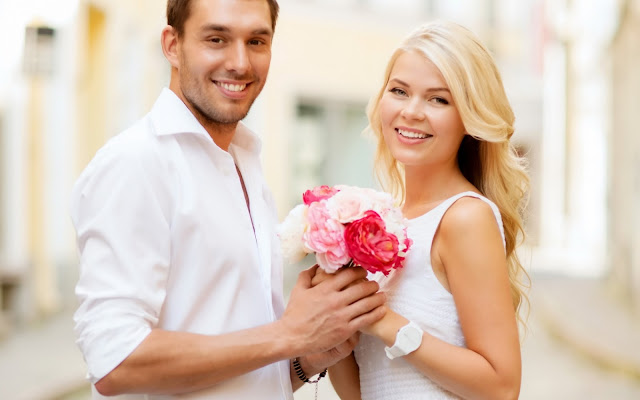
[[379, 51, 466, 171]]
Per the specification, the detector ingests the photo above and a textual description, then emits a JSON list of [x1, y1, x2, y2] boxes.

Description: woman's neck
[[403, 163, 474, 216]]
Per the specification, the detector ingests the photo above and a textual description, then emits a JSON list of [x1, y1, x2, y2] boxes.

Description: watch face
[[385, 322, 424, 359], [405, 325, 422, 344]]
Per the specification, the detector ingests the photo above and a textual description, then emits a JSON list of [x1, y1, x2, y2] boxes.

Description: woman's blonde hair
[[368, 20, 530, 322]]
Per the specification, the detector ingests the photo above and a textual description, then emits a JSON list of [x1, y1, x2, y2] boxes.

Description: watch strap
[[384, 320, 423, 360]]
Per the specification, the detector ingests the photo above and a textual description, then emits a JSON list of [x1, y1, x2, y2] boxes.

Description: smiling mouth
[[397, 128, 433, 139], [214, 81, 248, 92]]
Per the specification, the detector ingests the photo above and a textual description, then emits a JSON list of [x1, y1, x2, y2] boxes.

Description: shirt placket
[[233, 152, 275, 322]]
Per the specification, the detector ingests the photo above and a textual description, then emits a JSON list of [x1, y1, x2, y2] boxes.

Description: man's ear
[[161, 25, 180, 68]]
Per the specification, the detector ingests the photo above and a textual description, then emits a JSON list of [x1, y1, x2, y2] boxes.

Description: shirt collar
[[231, 122, 262, 157], [149, 87, 262, 156]]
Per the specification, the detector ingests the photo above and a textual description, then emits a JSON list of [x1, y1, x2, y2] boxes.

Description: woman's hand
[[359, 306, 393, 337]]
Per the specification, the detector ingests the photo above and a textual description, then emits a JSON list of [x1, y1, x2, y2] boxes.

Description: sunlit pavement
[[298, 273, 640, 400], [2, 275, 640, 400], [0, 310, 85, 400], [519, 274, 640, 399], [295, 305, 640, 400], [520, 311, 640, 399]]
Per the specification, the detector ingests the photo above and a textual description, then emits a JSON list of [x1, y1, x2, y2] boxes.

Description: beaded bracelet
[[292, 357, 328, 384]]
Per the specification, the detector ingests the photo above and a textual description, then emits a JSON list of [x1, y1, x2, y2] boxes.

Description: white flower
[[278, 184, 413, 273], [276, 204, 310, 264], [380, 207, 410, 253], [326, 187, 373, 223]]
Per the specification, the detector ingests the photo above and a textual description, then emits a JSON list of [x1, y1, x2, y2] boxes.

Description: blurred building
[[537, 0, 640, 314], [609, 0, 640, 313], [0, 0, 638, 338], [0, 0, 83, 334]]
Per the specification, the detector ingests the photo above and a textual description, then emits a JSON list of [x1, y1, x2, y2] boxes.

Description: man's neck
[[186, 104, 237, 152], [203, 120, 237, 152], [168, 84, 237, 152]]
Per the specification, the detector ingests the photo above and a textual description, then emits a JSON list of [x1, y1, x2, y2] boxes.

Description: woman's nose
[[400, 99, 426, 120]]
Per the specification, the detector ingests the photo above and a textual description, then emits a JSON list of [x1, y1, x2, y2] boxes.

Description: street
[[295, 302, 640, 400], [2, 285, 640, 400]]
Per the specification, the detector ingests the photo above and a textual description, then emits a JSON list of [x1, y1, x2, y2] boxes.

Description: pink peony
[[303, 201, 350, 273], [302, 185, 340, 205], [277, 184, 411, 276], [345, 211, 406, 276]]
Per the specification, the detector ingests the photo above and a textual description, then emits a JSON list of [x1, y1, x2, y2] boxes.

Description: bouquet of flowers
[[277, 185, 412, 275]]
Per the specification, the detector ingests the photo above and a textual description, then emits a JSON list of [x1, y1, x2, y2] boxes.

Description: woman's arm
[[364, 198, 521, 400], [329, 352, 362, 400], [311, 268, 369, 399]]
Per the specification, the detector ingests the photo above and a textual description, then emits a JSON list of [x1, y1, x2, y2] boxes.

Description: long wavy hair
[[368, 20, 530, 324]]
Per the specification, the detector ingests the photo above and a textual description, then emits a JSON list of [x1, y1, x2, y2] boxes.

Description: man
[[70, 0, 386, 398]]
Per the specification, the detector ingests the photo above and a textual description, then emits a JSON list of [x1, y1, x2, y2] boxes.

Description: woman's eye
[[432, 97, 449, 105], [210, 37, 224, 44], [390, 88, 407, 96]]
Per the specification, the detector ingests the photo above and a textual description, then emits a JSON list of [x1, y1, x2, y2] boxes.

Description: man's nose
[[225, 41, 251, 75]]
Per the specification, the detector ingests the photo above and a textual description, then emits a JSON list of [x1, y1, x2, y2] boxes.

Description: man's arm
[[71, 139, 385, 396], [95, 266, 385, 396]]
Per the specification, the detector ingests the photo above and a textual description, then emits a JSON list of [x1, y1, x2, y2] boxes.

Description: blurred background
[[0, 0, 639, 398]]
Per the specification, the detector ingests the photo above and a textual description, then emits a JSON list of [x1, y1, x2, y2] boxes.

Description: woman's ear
[[161, 25, 180, 69]]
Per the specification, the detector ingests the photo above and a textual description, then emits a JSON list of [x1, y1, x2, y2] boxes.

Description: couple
[[70, 0, 529, 399]]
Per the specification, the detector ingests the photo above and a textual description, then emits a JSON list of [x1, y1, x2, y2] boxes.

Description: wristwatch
[[384, 321, 424, 360]]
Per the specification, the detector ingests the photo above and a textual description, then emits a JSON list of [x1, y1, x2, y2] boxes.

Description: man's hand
[[310, 266, 331, 287], [296, 334, 360, 378], [311, 265, 367, 288], [280, 265, 386, 356]]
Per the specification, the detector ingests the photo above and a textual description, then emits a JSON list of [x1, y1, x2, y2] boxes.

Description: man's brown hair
[[167, 0, 280, 36]]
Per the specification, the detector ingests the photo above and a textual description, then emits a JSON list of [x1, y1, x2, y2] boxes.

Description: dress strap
[[427, 191, 506, 251]]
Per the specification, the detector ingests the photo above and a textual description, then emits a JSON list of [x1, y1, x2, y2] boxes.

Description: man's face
[[176, 0, 273, 126]]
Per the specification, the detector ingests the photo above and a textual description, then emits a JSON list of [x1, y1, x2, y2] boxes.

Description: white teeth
[[219, 82, 246, 92], [398, 129, 430, 139]]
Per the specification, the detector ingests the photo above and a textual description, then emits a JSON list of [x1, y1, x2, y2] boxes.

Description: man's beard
[[179, 63, 262, 126], [183, 81, 257, 126]]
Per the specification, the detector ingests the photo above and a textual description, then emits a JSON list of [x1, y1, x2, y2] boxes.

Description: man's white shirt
[[70, 88, 292, 399]]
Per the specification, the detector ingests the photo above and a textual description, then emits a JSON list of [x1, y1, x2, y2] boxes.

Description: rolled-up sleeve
[[70, 141, 171, 383]]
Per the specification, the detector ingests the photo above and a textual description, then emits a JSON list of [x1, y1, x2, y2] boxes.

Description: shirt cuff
[[77, 321, 152, 383]]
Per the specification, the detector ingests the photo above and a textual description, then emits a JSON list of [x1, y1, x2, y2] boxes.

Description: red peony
[[302, 185, 340, 205], [278, 184, 411, 275], [344, 210, 405, 276]]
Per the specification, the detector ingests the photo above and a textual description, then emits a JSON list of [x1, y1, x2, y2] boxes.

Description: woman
[[327, 21, 529, 399]]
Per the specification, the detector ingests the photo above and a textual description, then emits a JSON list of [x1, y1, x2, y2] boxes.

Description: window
[[0, 112, 4, 254], [283, 99, 375, 294], [288, 99, 376, 210]]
